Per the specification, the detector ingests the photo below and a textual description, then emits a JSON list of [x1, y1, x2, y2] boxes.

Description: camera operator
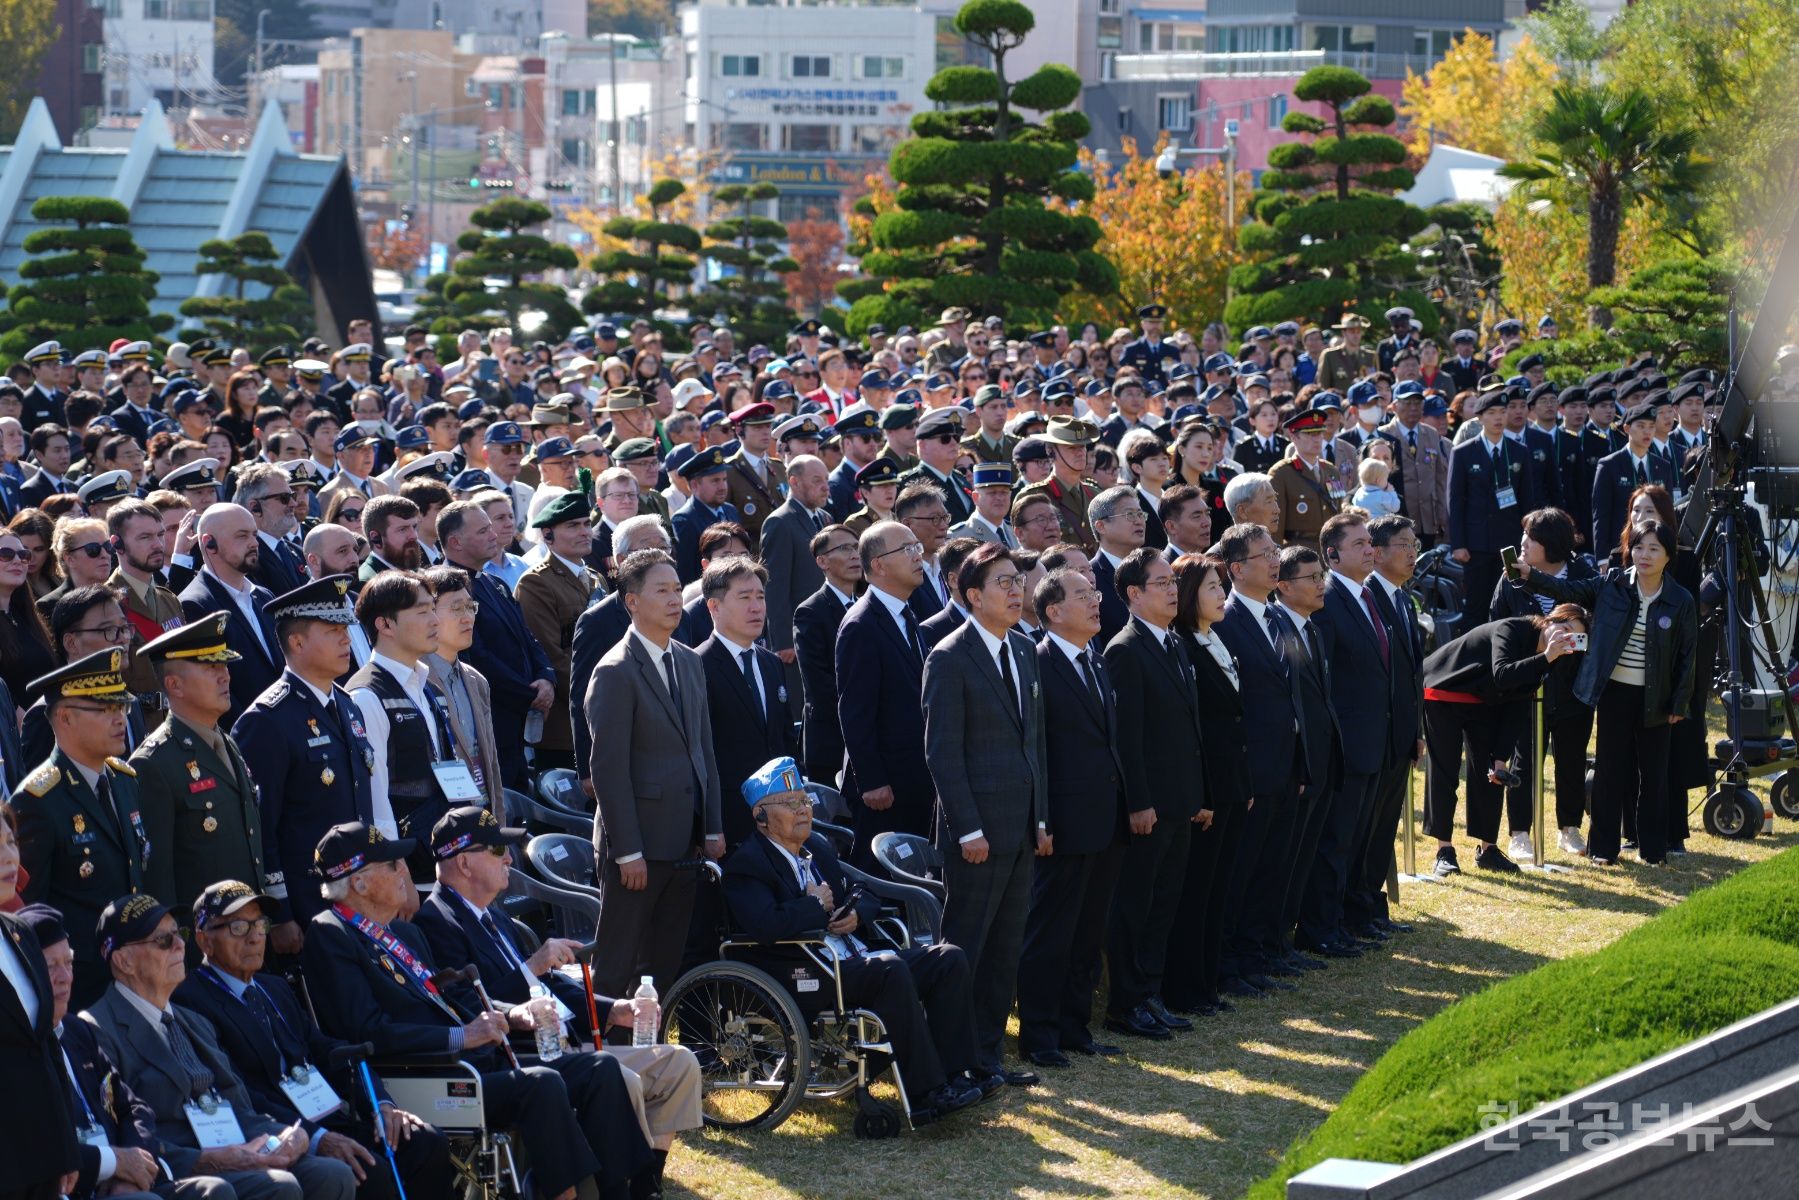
[[1515, 520, 1698, 867]]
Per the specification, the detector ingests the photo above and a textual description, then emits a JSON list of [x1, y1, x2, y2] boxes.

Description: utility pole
[[407, 70, 420, 218], [608, 29, 622, 215], [426, 109, 438, 260], [252, 9, 270, 128]]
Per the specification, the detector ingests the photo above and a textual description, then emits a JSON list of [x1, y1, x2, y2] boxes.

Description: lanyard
[[198, 967, 303, 1070], [451, 889, 526, 974], [332, 904, 460, 1020], [59, 1042, 102, 1129]]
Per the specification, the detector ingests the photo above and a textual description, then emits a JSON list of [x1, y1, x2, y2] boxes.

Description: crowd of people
[[0, 302, 1730, 1200]]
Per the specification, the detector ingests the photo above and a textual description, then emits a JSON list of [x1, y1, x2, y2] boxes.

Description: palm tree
[[1499, 84, 1707, 326]]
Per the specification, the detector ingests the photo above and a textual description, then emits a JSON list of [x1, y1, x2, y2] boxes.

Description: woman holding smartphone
[[1515, 520, 1699, 866]]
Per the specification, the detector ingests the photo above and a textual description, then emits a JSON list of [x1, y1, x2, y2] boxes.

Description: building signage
[[724, 87, 912, 118], [709, 153, 882, 193]]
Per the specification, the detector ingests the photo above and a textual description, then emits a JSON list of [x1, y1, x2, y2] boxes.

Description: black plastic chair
[[868, 831, 945, 902], [508, 867, 599, 941], [811, 819, 855, 862], [806, 781, 851, 825], [536, 768, 586, 813], [842, 860, 944, 946], [507, 788, 592, 837], [524, 832, 601, 897]]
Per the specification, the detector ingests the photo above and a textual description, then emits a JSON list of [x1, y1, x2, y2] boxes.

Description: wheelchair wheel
[[853, 1093, 902, 1140], [663, 960, 811, 1131]]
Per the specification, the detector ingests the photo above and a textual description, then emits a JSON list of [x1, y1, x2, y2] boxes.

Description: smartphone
[[828, 885, 862, 924], [477, 357, 499, 382], [1501, 545, 1521, 580], [1570, 632, 1589, 652]]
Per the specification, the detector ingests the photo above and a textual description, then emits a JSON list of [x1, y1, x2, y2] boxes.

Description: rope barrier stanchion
[[1523, 683, 1570, 874]]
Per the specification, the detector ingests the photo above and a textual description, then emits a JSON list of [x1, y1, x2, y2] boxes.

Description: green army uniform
[[131, 713, 263, 919], [1016, 475, 1101, 555]]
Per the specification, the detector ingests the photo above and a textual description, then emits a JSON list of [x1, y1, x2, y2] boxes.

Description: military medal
[[79, 861, 94, 878], [188, 761, 201, 781], [73, 814, 85, 835], [202, 816, 218, 833], [308, 718, 319, 736], [321, 767, 336, 786]]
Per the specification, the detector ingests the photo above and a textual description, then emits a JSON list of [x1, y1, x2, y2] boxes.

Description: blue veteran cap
[[741, 757, 806, 808]]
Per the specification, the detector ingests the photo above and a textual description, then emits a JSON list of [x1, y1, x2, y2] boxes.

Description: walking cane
[[331, 1043, 405, 1200], [572, 940, 604, 1052], [431, 966, 520, 1069]]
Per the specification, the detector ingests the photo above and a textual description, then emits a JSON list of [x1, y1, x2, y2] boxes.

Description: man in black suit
[[792, 524, 860, 787], [1510, 385, 1562, 511], [0, 896, 83, 1200], [835, 520, 934, 869], [173, 882, 451, 1200], [1300, 512, 1398, 952], [923, 544, 1048, 1086], [1212, 523, 1310, 994], [759, 454, 829, 721], [1088, 486, 1144, 648], [1102, 549, 1204, 1038], [439, 499, 555, 790], [917, 537, 982, 651], [17, 424, 74, 508], [1271, 546, 1345, 966], [1589, 403, 1677, 554], [1550, 388, 1600, 551], [178, 504, 283, 727], [1358, 515, 1424, 936], [896, 484, 951, 624], [412, 810, 702, 1188], [233, 464, 308, 599], [1017, 569, 1127, 1064], [302, 822, 655, 1200], [719, 759, 988, 1125], [696, 557, 799, 851]]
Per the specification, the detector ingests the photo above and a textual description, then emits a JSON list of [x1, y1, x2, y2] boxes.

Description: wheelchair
[[658, 856, 945, 1140]]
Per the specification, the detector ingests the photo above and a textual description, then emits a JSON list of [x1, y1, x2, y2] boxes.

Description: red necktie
[[1361, 585, 1390, 668]]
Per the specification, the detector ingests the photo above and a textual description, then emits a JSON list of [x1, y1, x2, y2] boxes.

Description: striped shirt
[[1610, 588, 1660, 686]]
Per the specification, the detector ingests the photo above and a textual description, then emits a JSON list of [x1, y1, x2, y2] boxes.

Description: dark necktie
[[478, 909, 525, 972], [1163, 632, 1188, 686], [1305, 622, 1325, 683], [998, 641, 1019, 717], [1407, 428, 1417, 453], [95, 774, 126, 846], [1360, 584, 1390, 667], [1263, 607, 1291, 675], [1079, 646, 1104, 709], [662, 653, 685, 730], [240, 983, 301, 1070], [740, 649, 765, 726], [1635, 458, 1648, 485], [161, 1012, 215, 1100], [901, 608, 925, 662], [357, 478, 372, 498]]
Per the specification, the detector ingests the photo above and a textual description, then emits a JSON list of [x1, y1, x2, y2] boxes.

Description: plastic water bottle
[[523, 709, 545, 745], [631, 975, 659, 1047], [529, 985, 562, 1061]]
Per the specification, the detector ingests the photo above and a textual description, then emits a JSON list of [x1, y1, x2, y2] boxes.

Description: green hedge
[[1249, 848, 1799, 1199]]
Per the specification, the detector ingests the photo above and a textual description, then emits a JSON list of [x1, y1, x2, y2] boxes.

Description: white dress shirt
[[349, 651, 446, 838], [204, 567, 272, 660]]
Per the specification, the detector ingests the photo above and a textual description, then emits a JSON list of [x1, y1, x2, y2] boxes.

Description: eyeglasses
[[67, 542, 110, 559], [0, 546, 27, 562], [73, 622, 132, 643], [440, 600, 480, 616], [909, 512, 950, 526], [1283, 571, 1327, 584], [340, 508, 364, 521], [600, 490, 638, 502], [215, 916, 272, 938], [130, 929, 186, 952], [761, 797, 813, 814], [988, 573, 1023, 591], [876, 540, 925, 560]]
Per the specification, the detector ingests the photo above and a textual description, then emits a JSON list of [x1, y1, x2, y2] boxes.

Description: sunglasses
[[340, 508, 365, 521], [0, 546, 27, 562], [130, 929, 187, 952], [68, 542, 110, 559]]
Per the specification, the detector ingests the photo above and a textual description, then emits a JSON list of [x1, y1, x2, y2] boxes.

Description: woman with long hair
[[7, 509, 58, 599], [1164, 554, 1245, 1015], [214, 368, 261, 449], [0, 527, 56, 701]]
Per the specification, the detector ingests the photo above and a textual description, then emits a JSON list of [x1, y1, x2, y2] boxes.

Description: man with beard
[[106, 498, 184, 699], [232, 464, 308, 596], [357, 494, 426, 581], [178, 504, 284, 727]]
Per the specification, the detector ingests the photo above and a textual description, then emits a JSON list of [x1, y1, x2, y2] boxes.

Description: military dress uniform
[[1316, 316, 1378, 394], [960, 428, 1016, 466], [9, 648, 149, 1010], [842, 457, 903, 540], [1015, 417, 1103, 555], [229, 578, 378, 926], [722, 403, 788, 549], [1267, 409, 1341, 548], [1118, 304, 1180, 387], [900, 408, 977, 524], [130, 615, 264, 921]]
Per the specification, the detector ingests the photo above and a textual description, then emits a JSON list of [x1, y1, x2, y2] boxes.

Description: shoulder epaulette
[[22, 762, 59, 797], [105, 756, 136, 777]]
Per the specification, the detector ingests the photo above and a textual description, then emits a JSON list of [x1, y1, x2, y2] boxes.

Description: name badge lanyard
[[333, 904, 464, 1023]]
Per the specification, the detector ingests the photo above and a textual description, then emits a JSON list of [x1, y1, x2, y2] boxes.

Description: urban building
[[537, 33, 686, 219], [1084, 0, 1522, 173], [100, 0, 216, 117], [30, 0, 106, 141]]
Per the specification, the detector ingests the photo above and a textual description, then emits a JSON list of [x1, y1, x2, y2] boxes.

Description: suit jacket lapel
[[115, 991, 191, 1100], [711, 641, 762, 722], [962, 630, 1022, 731], [1330, 578, 1388, 668], [1045, 642, 1103, 729], [627, 637, 687, 738]]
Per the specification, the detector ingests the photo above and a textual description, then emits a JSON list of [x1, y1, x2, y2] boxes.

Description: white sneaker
[[1507, 831, 1534, 862], [1558, 826, 1588, 856]]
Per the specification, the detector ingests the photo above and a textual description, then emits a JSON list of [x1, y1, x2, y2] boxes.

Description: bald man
[[179, 503, 286, 724]]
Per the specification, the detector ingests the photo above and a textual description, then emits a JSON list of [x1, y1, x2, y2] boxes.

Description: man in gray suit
[[922, 542, 1048, 1087], [588, 549, 724, 998], [78, 895, 356, 1200], [421, 565, 506, 818], [758, 454, 828, 723]]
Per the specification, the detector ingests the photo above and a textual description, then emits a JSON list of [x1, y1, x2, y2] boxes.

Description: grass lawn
[[663, 776, 1792, 1200]]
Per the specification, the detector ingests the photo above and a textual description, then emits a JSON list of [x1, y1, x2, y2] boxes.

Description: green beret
[[530, 490, 591, 529]]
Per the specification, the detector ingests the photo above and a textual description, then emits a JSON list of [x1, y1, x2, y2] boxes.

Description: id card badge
[[1673, 488, 1686, 507], [430, 760, 484, 803], [76, 1123, 109, 1147], [184, 1095, 246, 1149], [277, 1064, 344, 1122], [1494, 486, 1518, 510]]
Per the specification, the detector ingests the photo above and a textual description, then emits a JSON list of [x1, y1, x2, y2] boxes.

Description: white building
[[102, 0, 216, 116], [536, 32, 686, 216], [681, 0, 939, 222]]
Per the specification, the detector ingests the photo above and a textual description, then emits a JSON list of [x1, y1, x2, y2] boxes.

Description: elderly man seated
[[412, 806, 702, 1195], [173, 880, 453, 1200], [300, 821, 656, 1200], [78, 895, 357, 1200], [23, 902, 232, 1200], [719, 757, 993, 1127]]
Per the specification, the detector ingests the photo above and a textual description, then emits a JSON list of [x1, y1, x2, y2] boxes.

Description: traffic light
[[542, 180, 574, 191]]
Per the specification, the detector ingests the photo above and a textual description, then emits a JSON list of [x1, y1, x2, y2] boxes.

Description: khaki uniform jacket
[[1268, 455, 1342, 548], [514, 553, 600, 754], [722, 453, 788, 550]]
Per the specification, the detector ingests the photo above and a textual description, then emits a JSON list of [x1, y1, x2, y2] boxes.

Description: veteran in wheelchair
[[671, 757, 991, 1136], [300, 820, 658, 1200]]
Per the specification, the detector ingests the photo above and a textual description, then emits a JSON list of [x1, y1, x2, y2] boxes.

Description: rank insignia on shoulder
[[24, 764, 59, 797], [105, 757, 136, 777]]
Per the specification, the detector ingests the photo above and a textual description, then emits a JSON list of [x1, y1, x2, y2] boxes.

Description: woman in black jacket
[[1519, 519, 1699, 866], [1489, 507, 1599, 857], [1163, 553, 1246, 1016], [1422, 604, 1588, 873]]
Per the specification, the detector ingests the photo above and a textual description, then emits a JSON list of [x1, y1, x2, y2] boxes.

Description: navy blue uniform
[[1519, 427, 1561, 510], [670, 495, 741, 585], [1118, 338, 1180, 387], [827, 458, 864, 523], [1447, 434, 1538, 623], [231, 668, 377, 925], [457, 565, 556, 790], [1552, 427, 1602, 548], [1589, 446, 1678, 556]]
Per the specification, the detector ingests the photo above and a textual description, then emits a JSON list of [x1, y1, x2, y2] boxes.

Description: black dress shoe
[[1344, 924, 1387, 942], [1160, 994, 1204, 1016], [1297, 938, 1360, 959], [1434, 846, 1462, 877], [1263, 959, 1303, 977], [1209, 997, 1236, 1014], [1143, 996, 1193, 1031], [1103, 1007, 1172, 1039], [1001, 1067, 1040, 1086], [1025, 1049, 1071, 1069], [1287, 952, 1329, 970], [966, 1070, 1007, 1100], [1242, 972, 1277, 989], [1066, 1040, 1121, 1056], [1375, 918, 1414, 934], [1220, 976, 1265, 997]]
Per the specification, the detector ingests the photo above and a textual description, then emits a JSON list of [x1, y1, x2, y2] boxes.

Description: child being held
[[1351, 455, 1403, 518]]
